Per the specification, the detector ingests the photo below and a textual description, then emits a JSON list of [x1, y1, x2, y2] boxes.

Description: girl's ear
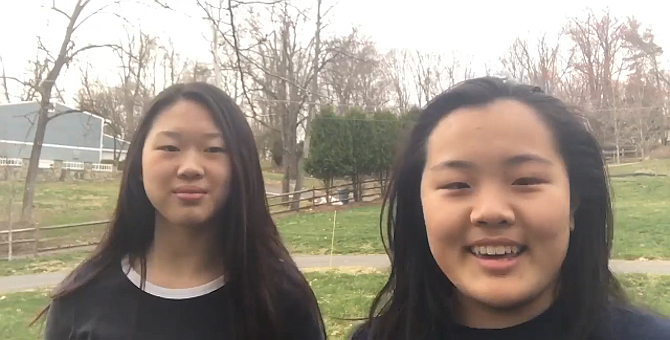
[[569, 196, 579, 232]]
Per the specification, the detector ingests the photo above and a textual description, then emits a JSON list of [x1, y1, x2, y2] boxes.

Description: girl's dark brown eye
[[442, 182, 470, 190], [512, 177, 544, 186], [205, 147, 227, 153], [158, 145, 179, 152]]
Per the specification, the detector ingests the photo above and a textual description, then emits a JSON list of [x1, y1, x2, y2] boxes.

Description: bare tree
[[1, 0, 118, 223], [411, 51, 443, 107], [300, 0, 323, 164], [619, 18, 668, 157], [1, 54, 52, 103], [564, 10, 628, 151], [383, 49, 412, 112], [322, 29, 389, 113], [500, 34, 572, 96], [566, 10, 627, 109], [498, 13, 668, 158], [159, 39, 187, 88], [198, 0, 334, 210], [116, 29, 158, 137], [409, 51, 468, 107]]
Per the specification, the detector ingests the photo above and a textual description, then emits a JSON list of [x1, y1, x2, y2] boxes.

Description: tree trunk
[[352, 173, 361, 202], [639, 124, 648, 160], [324, 178, 332, 203], [302, 0, 322, 161], [281, 165, 291, 205], [290, 157, 304, 210], [285, 127, 300, 208], [113, 135, 120, 164], [20, 104, 49, 223], [19, 0, 98, 222], [614, 115, 621, 164], [293, 0, 323, 211]]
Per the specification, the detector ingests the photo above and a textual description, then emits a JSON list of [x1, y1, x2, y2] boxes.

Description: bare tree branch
[[37, 37, 56, 63], [231, 0, 280, 6], [3, 76, 39, 91], [50, 5, 72, 20], [153, 0, 175, 10], [73, 1, 122, 32], [53, 85, 66, 103], [70, 43, 119, 62], [0, 56, 11, 103], [226, 0, 262, 119]]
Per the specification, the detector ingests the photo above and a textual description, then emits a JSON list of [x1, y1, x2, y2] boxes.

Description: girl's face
[[142, 100, 232, 227], [420, 99, 574, 326]]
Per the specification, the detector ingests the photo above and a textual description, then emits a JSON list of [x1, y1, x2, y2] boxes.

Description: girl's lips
[[174, 185, 207, 194], [174, 192, 207, 201], [474, 254, 521, 273]]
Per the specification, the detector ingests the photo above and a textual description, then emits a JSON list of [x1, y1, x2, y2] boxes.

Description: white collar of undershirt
[[121, 256, 225, 300]]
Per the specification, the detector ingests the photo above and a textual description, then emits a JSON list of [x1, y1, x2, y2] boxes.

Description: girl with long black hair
[[353, 77, 669, 340], [42, 82, 325, 340]]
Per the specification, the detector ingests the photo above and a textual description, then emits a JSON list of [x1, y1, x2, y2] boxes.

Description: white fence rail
[[92, 163, 113, 172], [1, 159, 115, 172], [0, 158, 23, 167], [62, 161, 85, 170]]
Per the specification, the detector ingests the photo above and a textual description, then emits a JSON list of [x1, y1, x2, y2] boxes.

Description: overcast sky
[[1, 0, 669, 106]]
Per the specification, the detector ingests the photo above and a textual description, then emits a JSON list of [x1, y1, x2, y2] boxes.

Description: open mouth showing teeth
[[469, 245, 527, 258]]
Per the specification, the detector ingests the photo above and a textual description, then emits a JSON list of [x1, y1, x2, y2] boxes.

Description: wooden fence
[[0, 178, 383, 260], [603, 147, 641, 163]]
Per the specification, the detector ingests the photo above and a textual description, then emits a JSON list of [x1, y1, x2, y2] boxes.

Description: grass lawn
[[0, 179, 120, 227], [608, 159, 670, 176], [1, 272, 668, 340], [0, 251, 90, 276], [279, 204, 384, 255], [611, 176, 670, 259]]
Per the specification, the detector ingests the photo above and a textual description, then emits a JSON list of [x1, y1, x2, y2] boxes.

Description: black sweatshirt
[[45, 260, 325, 340], [351, 300, 670, 340]]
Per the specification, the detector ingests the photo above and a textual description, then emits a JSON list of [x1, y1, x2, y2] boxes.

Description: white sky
[[1, 0, 669, 106]]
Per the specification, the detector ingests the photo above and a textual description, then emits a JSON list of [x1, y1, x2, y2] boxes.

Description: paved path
[[1, 255, 670, 294]]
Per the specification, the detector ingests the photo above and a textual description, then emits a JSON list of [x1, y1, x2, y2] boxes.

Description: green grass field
[[608, 159, 670, 176], [0, 272, 668, 340], [278, 204, 384, 255], [0, 251, 90, 276], [0, 179, 120, 227], [607, 160, 670, 259]]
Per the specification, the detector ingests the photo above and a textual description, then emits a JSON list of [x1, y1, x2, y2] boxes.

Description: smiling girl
[[42, 83, 325, 340], [353, 77, 669, 340]]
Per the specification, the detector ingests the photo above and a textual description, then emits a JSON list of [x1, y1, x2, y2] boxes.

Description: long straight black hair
[[361, 77, 628, 340], [37, 82, 325, 340]]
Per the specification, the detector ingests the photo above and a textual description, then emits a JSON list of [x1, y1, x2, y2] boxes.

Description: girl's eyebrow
[[155, 131, 223, 139], [504, 153, 554, 166], [430, 159, 475, 171], [430, 153, 553, 172]]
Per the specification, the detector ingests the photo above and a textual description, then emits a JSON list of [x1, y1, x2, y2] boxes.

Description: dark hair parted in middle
[[361, 77, 628, 340]]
